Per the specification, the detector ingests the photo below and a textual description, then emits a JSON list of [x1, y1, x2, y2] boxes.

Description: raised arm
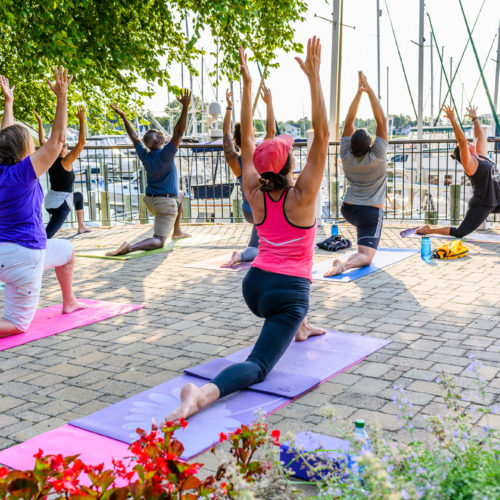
[[342, 72, 364, 138], [443, 105, 477, 176], [30, 67, 72, 178], [261, 86, 276, 139], [110, 103, 140, 146], [292, 37, 329, 204], [465, 105, 486, 156], [0, 76, 15, 130], [223, 89, 241, 176], [239, 47, 261, 201], [170, 89, 191, 148], [361, 72, 387, 141], [62, 106, 86, 169], [33, 110, 46, 146]]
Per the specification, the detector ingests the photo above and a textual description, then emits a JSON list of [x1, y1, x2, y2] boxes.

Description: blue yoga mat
[[70, 374, 288, 460], [312, 247, 418, 282]]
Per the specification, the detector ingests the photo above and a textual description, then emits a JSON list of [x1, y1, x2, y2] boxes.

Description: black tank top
[[467, 156, 500, 207], [48, 157, 75, 192]]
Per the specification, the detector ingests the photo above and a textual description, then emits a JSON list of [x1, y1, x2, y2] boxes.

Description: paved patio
[[1, 222, 499, 471]]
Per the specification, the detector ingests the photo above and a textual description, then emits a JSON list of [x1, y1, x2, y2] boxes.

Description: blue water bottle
[[331, 224, 339, 236], [421, 235, 432, 262]]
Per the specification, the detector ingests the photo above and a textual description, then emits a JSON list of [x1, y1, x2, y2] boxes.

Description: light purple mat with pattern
[[0, 424, 133, 486], [185, 254, 252, 272], [400, 227, 500, 243], [70, 374, 289, 460], [185, 330, 390, 398], [0, 299, 144, 351]]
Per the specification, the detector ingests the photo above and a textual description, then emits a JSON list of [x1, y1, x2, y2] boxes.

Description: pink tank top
[[252, 188, 317, 281]]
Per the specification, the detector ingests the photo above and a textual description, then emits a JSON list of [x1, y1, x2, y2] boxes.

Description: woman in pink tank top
[[166, 37, 329, 423]]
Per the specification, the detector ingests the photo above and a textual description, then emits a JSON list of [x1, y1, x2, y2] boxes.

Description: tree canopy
[[0, 0, 307, 131]]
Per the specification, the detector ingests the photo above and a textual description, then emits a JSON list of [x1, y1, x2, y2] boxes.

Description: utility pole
[[376, 0, 382, 99], [417, 0, 425, 139], [430, 31, 434, 124], [329, 0, 341, 140]]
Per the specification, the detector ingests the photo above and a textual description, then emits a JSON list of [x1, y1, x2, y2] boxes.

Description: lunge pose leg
[[166, 38, 330, 421]]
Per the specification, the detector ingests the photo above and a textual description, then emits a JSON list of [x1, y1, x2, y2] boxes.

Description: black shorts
[[341, 203, 383, 249]]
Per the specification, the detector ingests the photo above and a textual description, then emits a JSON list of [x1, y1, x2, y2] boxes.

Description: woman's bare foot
[[105, 241, 130, 256], [164, 383, 205, 423], [416, 225, 431, 235], [77, 226, 91, 234], [295, 318, 327, 342], [62, 299, 88, 314], [172, 232, 192, 240], [324, 258, 344, 277], [221, 251, 242, 268]]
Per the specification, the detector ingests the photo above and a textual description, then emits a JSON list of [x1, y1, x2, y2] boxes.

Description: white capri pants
[[0, 239, 73, 331]]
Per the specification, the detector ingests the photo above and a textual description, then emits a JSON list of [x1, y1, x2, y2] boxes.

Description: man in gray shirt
[[324, 71, 388, 277]]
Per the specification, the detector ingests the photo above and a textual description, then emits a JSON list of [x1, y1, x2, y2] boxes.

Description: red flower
[[179, 418, 188, 429], [271, 429, 280, 446], [33, 449, 44, 460], [219, 432, 228, 443], [165, 452, 179, 461], [0, 466, 8, 478]]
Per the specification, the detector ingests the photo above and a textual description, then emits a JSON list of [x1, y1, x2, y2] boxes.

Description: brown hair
[[451, 145, 461, 164], [258, 150, 294, 192], [0, 125, 33, 165], [233, 123, 241, 148], [351, 128, 372, 157], [143, 129, 162, 149]]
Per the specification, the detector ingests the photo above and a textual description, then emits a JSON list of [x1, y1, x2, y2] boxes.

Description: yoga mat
[[185, 330, 390, 398], [77, 233, 233, 260], [0, 424, 133, 486], [0, 282, 4, 290], [71, 374, 288, 460], [0, 299, 143, 351], [312, 248, 418, 282], [185, 254, 252, 272], [400, 227, 500, 243]]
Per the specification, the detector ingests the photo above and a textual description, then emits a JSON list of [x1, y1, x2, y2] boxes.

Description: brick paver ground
[[1, 222, 499, 471]]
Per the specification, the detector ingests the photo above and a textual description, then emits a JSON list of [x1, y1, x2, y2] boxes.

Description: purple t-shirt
[[0, 156, 46, 249]]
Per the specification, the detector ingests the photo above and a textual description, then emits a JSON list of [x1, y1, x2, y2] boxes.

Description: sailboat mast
[[494, 20, 500, 116], [417, 0, 425, 139], [329, 0, 341, 140], [376, 0, 381, 99], [430, 32, 434, 124]]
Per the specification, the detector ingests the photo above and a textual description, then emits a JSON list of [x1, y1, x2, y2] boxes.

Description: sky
[[142, 0, 500, 124]]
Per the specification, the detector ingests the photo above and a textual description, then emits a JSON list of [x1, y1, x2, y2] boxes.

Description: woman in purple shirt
[[0, 68, 85, 337]]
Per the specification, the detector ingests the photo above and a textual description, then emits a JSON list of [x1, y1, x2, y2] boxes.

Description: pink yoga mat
[[185, 254, 252, 272], [0, 424, 134, 486], [0, 299, 143, 351]]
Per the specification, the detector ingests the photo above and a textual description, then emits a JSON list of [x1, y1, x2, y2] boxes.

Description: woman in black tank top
[[34, 106, 90, 238], [417, 105, 500, 238]]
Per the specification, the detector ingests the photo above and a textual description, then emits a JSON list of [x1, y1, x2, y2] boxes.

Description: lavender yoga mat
[[0, 425, 133, 486], [0, 299, 143, 351], [185, 330, 390, 398], [400, 227, 500, 243], [185, 254, 252, 272], [312, 248, 418, 282], [71, 374, 288, 460]]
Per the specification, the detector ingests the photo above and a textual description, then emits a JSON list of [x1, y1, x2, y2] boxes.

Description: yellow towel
[[432, 240, 469, 259]]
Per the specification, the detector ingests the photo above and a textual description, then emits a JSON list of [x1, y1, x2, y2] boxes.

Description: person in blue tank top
[[417, 105, 500, 237]]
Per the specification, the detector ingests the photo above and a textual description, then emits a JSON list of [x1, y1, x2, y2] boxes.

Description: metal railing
[[39, 138, 500, 226]]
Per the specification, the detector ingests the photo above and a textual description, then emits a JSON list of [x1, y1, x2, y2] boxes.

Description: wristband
[[226, 107, 232, 111], [472, 117, 478, 121]]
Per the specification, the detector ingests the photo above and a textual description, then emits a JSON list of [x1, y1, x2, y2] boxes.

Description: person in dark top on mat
[[324, 71, 387, 277], [221, 86, 275, 268], [417, 105, 500, 238], [106, 90, 191, 257], [165, 37, 329, 422], [34, 107, 90, 238]]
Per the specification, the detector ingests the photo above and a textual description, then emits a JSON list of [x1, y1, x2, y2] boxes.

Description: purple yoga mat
[[0, 299, 144, 352], [185, 254, 252, 272], [71, 374, 288, 460], [185, 330, 391, 398], [400, 227, 500, 243], [0, 424, 133, 486]]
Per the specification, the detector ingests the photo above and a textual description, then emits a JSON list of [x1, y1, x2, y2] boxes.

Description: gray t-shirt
[[340, 136, 388, 206]]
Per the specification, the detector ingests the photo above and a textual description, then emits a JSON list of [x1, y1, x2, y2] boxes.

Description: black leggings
[[211, 267, 310, 398], [46, 192, 84, 239], [450, 204, 500, 238]]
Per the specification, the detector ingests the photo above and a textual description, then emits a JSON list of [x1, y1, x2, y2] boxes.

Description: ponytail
[[258, 150, 294, 192]]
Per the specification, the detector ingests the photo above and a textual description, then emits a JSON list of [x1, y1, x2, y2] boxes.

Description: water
[[351, 419, 371, 475], [421, 235, 432, 261]]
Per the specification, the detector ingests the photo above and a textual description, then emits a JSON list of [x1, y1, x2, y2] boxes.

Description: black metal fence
[[40, 138, 500, 226]]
